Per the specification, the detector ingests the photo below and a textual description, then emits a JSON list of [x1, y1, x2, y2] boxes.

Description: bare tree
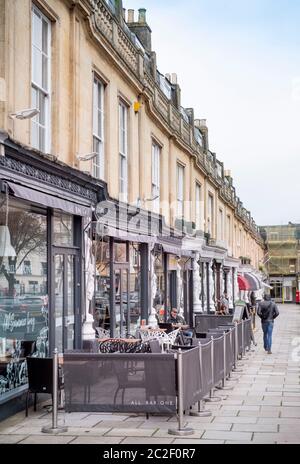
[[0, 211, 46, 297]]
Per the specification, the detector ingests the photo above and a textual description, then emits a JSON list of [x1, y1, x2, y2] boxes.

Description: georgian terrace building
[[0, 0, 265, 418]]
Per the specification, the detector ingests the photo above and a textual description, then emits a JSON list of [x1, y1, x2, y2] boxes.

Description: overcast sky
[[125, 0, 300, 226]]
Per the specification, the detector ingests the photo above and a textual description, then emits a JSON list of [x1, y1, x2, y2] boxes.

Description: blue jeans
[[262, 321, 274, 351]]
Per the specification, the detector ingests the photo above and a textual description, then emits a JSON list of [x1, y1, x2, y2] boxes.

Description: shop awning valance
[[8, 182, 91, 217]]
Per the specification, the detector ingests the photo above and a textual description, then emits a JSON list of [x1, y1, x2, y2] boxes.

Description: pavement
[[0, 304, 299, 445]]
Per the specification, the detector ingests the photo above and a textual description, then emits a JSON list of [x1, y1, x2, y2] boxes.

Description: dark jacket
[[257, 297, 279, 322], [167, 314, 185, 325]]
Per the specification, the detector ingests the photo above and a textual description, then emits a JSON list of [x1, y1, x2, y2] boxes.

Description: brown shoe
[[267, 351, 272, 354]]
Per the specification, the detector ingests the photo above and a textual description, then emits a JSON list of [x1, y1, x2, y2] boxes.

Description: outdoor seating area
[[58, 316, 253, 434]]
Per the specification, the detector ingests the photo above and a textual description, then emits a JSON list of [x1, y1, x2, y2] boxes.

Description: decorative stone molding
[[227, 268, 234, 309], [177, 260, 184, 317], [0, 155, 98, 203], [193, 253, 202, 313], [148, 250, 158, 327], [208, 262, 216, 312]]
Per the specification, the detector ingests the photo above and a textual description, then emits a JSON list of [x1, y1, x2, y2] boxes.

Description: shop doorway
[[53, 248, 80, 352]]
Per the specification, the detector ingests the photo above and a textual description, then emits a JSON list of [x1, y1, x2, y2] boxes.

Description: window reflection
[[93, 237, 110, 333], [92, 237, 141, 337], [0, 195, 48, 397], [53, 213, 73, 246]]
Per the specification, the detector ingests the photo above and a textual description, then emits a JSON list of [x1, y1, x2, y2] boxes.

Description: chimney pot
[[127, 9, 134, 23], [138, 8, 146, 23], [171, 73, 177, 85]]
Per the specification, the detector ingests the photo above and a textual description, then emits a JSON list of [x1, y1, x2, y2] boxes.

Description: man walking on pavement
[[257, 294, 279, 354]]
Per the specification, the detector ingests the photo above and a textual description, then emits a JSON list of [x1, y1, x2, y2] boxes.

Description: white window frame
[[151, 142, 160, 213], [177, 163, 184, 218], [31, 5, 51, 153], [93, 76, 105, 179], [195, 182, 201, 230], [119, 100, 128, 202]]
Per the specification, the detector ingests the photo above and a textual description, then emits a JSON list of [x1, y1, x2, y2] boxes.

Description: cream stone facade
[[0, 0, 268, 418], [0, 0, 264, 266]]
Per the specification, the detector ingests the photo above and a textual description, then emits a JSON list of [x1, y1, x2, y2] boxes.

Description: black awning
[[8, 182, 91, 217], [97, 224, 155, 244]]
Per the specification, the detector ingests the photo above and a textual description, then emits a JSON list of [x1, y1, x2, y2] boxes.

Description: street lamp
[[9, 108, 39, 119]]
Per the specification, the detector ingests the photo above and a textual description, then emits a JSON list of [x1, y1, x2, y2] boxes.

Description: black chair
[[158, 323, 173, 334], [25, 357, 64, 417], [149, 339, 161, 353], [20, 341, 36, 358]]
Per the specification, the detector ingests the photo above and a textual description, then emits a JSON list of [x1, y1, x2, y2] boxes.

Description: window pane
[[39, 125, 45, 152], [32, 46, 42, 86], [42, 54, 48, 90], [32, 9, 42, 49], [42, 18, 48, 54], [39, 90, 46, 125], [0, 195, 48, 400], [53, 213, 74, 246]]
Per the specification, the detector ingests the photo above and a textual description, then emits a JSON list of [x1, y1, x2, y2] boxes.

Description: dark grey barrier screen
[[200, 341, 213, 397], [237, 322, 243, 356], [181, 347, 202, 411], [64, 352, 176, 414], [195, 315, 233, 334], [213, 335, 224, 385], [244, 319, 252, 349], [225, 331, 234, 376]]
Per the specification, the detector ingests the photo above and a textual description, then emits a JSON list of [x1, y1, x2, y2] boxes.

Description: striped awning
[[244, 272, 262, 291], [238, 275, 250, 291]]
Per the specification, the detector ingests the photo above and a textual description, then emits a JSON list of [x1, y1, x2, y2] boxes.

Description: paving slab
[[201, 431, 253, 441], [105, 428, 156, 437], [69, 436, 123, 444], [0, 435, 29, 444], [18, 435, 76, 444]]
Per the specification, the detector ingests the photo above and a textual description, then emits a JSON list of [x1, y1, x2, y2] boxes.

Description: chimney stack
[[127, 8, 152, 52], [171, 73, 177, 85], [138, 8, 146, 23]]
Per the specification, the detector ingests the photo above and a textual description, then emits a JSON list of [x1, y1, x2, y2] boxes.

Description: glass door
[[54, 249, 79, 352]]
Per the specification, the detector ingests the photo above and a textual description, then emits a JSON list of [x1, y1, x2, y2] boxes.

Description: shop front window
[[53, 213, 73, 246], [93, 236, 110, 333], [128, 244, 141, 334], [0, 195, 48, 398], [92, 237, 141, 337]]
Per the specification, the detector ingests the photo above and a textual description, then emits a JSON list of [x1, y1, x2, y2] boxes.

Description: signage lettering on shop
[[3, 313, 35, 333]]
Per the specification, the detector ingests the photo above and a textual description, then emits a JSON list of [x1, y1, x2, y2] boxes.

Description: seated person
[[166, 308, 193, 337], [167, 307, 185, 325]]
